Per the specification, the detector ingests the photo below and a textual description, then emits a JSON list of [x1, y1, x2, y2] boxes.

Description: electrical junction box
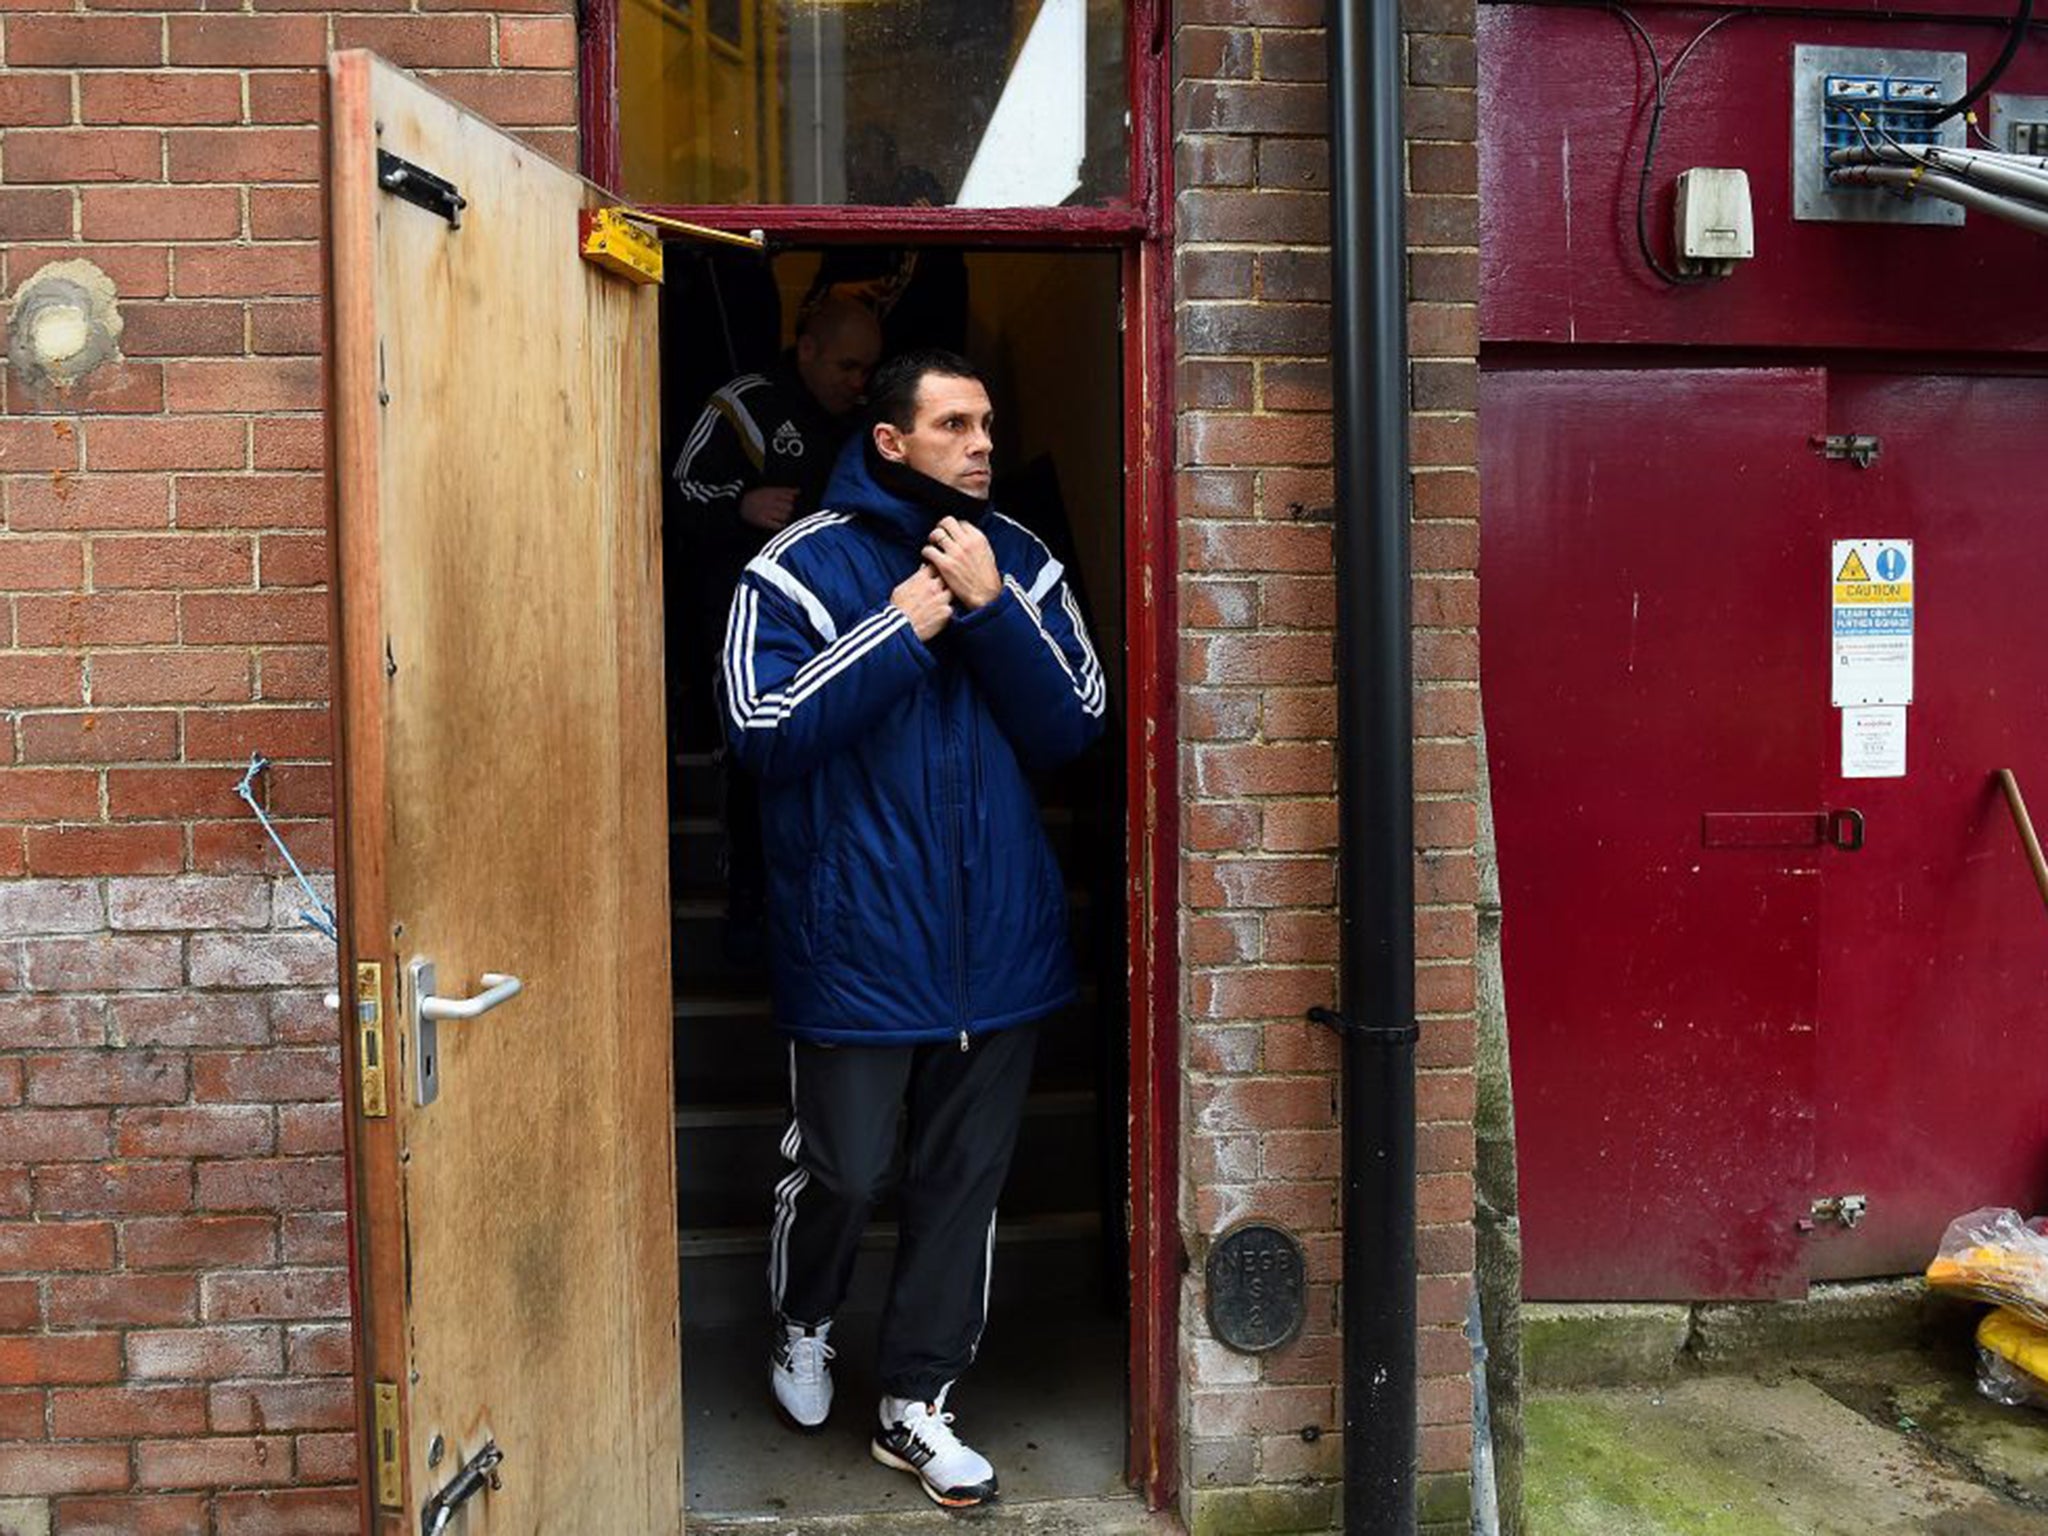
[[1674, 168, 1754, 275], [1991, 93, 2048, 156], [1792, 44, 1967, 225]]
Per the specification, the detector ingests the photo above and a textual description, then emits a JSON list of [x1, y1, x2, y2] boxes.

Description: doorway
[[660, 242, 1134, 1519]]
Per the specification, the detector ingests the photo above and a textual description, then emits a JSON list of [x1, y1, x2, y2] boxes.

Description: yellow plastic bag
[[1925, 1207, 2048, 1330], [1976, 1307, 2048, 1409]]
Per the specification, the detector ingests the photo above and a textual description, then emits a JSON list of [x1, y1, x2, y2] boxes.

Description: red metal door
[[1810, 373, 2048, 1278], [1484, 368, 1829, 1299]]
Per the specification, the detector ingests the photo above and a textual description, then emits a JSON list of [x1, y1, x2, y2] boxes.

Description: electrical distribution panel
[[1792, 45, 1967, 225]]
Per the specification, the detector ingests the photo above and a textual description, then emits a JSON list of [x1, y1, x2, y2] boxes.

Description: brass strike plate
[[356, 961, 389, 1119], [372, 1381, 403, 1508]]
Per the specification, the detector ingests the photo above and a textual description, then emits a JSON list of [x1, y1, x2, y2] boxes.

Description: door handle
[[420, 972, 522, 1021], [1827, 808, 1866, 852], [409, 959, 523, 1106]]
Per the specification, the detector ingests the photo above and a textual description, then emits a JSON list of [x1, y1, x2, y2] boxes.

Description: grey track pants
[[769, 1024, 1038, 1401]]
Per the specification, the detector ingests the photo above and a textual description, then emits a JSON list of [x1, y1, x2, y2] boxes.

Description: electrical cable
[[1607, 5, 1746, 285], [1836, 102, 2048, 179], [1929, 0, 2034, 124], [1839, 110, 1920, 203], [1834, 137, 2048, 206], [1526, 0, 2043, 248], [1833, 161, 2048, 232]]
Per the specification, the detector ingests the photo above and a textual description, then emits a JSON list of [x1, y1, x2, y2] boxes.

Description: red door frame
[[575, 2, 1182, 1505]]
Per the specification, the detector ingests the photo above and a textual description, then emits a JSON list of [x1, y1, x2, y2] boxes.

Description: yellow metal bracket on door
[[579, 207, 765, 286]]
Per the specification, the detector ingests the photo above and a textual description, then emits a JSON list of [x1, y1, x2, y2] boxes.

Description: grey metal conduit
[[1832, 145, 2048, 208], [1325, 0, 1420, 1532], [1833, 164, 2048, 235]]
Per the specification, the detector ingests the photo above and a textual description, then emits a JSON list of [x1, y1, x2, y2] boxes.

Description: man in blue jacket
[[720, 350, 1105, 1508]]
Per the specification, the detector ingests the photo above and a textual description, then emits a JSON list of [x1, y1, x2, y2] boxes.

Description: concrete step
[[668, 751, 719, 816], [675, 1090, 1102, 1232], [667, 814, 723, 890], [681, 1501, 1171, 1536], [1524, 1281, 1980, 1389], [680, 1298, 1136, 1523], [677, 1212, 1103, 1326]]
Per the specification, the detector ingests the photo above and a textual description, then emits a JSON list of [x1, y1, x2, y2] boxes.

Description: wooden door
[[1812, 373, 2048, 1278], [1483, 368, 1829, 1299], [327, 53, 681, 1533]]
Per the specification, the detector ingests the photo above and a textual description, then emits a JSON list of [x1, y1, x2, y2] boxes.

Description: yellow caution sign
[[1831, 538, 1915, 708]]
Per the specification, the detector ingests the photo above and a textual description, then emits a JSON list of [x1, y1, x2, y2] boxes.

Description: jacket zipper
[[940, 672, 970, 1047]]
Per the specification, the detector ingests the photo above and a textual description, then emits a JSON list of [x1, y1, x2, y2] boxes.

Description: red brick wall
[[0, 8, 574, 1528], [1173, 1, 1480, 1529]]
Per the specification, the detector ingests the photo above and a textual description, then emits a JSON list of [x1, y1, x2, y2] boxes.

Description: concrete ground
[[1527, 1346, 2048, 1535], [682, 1290, 1135, 1528]]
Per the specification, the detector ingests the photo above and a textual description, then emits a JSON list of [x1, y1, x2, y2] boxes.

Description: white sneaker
[[871, 1387, 998, 1508], [770, 1318, 834, 1431]]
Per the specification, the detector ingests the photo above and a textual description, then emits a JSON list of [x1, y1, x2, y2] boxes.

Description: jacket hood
[[820, 435, 990, 548]]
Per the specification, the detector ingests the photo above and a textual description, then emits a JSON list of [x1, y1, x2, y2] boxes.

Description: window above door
[[611, 0, 1132, 211]]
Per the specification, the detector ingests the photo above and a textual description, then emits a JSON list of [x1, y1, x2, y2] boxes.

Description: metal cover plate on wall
[[1990, 93, 2048, 156], [1791, 45, 1966, 226], [1205, 1222, 1307, 1353]]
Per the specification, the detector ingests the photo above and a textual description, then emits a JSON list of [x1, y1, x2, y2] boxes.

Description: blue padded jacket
[[720, 441, 1108, 1045]]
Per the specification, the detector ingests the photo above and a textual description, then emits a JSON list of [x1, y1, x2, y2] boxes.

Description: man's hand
[[922, 517, 1001, 610], [891, 566, 954, 642], [740, 486, 799, 532]]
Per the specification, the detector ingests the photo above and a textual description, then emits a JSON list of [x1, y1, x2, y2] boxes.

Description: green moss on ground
[[1524, 1395, 1808, 1536]]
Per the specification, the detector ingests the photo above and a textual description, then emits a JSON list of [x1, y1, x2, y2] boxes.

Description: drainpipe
[[1324, 0, 1418, 1532]]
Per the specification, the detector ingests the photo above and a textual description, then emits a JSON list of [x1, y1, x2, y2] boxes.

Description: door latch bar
[[421, 1439, 502, 1536], [1812, 433, 1881, 468], [1827, 807, 1867, 852], [409, 959, 524, 1107], [1802, 1194, 1869, 1232], [1699, 809, 1866, 850], [378, 150, 466, 227]]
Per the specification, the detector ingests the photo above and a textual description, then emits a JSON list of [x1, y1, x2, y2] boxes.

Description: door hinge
[[422, 1439, 503, 1536], [355, 961, 389, 1119], [372, 1382, 403, 1510], [378, 150, 466, 228], [1812, 433, 1881, 468]]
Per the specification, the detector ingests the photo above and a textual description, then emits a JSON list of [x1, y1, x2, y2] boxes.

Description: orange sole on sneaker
[[869, 1440, 997, 1508]]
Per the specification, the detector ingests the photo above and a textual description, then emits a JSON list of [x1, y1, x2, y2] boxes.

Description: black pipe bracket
[[1308, 1006, 1421, 1044]]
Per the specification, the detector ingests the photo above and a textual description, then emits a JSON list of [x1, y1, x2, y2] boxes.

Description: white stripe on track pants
[[769, 1023, 1038, 1401]]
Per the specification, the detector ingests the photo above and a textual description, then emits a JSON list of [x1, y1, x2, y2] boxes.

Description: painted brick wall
[[0, 7, 575, 1529], [1172, 1, 1481, 1531], [1, 0, 1478, 1529]]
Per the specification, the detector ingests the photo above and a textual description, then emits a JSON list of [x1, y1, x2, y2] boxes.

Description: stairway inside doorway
[[670, 750, 1129, 1518], [660, 246, 1134, 1520]]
